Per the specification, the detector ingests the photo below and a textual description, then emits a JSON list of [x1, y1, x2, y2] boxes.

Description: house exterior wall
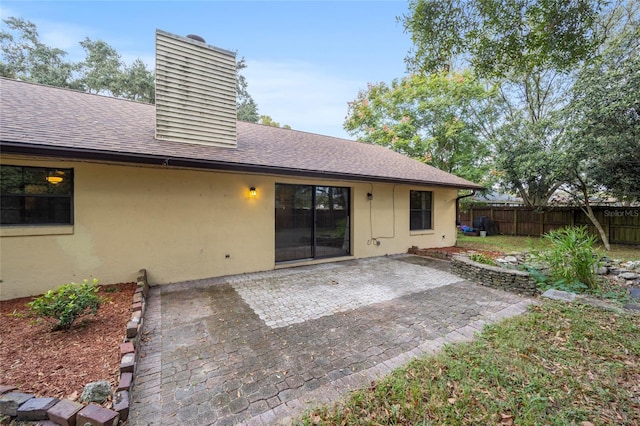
[[0, 155, 459, 300]]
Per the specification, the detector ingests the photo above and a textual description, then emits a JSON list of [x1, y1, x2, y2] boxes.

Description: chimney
[[155, 29, 237, 148]]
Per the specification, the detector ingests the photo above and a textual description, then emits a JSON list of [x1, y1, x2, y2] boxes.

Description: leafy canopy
[[0, 17, 80, 88], [344, 70, 499, 184], [402, 0, 605, 77], [566, 17, 640, 203], [1, 17, 260, 120]]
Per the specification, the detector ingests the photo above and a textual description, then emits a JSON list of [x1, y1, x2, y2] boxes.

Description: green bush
[[530, 226, 602, 291], [28, 279, 102, 330], [469, 252, 497, 266]]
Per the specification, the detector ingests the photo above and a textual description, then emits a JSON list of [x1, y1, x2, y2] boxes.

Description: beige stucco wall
[[0, 155, 459, 300]]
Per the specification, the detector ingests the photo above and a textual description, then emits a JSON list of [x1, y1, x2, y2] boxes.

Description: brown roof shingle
[[0, 78, 482, 189]]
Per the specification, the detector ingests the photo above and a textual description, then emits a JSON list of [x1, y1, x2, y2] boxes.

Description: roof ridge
[[0, 77, 153, 107]]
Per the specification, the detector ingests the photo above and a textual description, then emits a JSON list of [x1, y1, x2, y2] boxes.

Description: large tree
[[77, 38, 123, 95], [400, 0, 610, 208], [398, 0, 639, 249], [493, 69, 573, 207], [558, 15, 640, 249], [344, 70, 499, 184], [0, 17, 79, 88], [116, 58, 155, 104], [1, 17, 260, 121], [402, 0, 605, 77], [568, 16, 640, 204]]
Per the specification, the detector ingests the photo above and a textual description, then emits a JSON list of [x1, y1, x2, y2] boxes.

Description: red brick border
[[0, 269, 150, 425]]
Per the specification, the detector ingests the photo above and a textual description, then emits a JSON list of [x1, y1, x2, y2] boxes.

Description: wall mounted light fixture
[[250, 187, 257, 198], [367, 192, 373, 200], [46, 170, 64, 185]]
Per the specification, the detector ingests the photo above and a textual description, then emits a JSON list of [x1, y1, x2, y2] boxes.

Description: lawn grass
[[297, 302, 640, 425], [457, 234, 640, 261]]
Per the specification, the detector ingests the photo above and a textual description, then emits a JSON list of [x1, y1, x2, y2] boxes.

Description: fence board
[[460, 206, 640, 245]]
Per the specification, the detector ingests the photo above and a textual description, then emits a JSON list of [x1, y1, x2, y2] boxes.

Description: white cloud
[[244, 59, 365, 139], [39, 21, 89, 52], [0, 6, 16, 20]]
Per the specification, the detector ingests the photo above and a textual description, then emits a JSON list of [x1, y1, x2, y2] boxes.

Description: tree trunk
[[578, 177, 611, 251], [583, 203, 611, 251]]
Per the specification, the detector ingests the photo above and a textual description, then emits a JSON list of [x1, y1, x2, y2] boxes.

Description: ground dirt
[[0, 282, 136, 400], [412, 245, 503, 259]]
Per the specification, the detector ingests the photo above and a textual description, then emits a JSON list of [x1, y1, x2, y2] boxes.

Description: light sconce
[[46, 170, 64, 185], [367, 192, 373, 200], [249, 186, 257, 198]]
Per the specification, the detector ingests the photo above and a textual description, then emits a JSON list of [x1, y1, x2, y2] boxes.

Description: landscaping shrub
[[28, 278, 102, 330], [530, 226, 602, 291], [469, 252, 497, 266]]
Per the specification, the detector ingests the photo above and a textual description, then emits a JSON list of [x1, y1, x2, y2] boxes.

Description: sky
[[0, 1, 415, 139]]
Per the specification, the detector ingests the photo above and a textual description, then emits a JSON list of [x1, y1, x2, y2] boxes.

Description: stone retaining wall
[[451, 254, 538, 296], [0, 269, 150, 425]]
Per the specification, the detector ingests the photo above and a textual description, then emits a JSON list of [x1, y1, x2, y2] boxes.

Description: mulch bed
[[410, 246, 503, 260], [0, 282, 136, 399]]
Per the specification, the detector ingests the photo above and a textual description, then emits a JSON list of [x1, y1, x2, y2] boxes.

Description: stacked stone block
[[451, 254, 538, 296]]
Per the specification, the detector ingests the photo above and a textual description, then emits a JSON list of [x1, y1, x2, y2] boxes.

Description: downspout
[[455, 190, 476, 226]]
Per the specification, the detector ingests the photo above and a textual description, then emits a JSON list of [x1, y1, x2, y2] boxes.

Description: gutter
[[0, 142, 483, 191], [455, 190, 477, 226]]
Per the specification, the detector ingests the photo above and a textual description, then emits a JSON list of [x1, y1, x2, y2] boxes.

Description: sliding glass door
[[275, 184, 350, 262]]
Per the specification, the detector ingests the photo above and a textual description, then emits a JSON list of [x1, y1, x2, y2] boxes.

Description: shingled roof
[[0, 78, 482, 189]]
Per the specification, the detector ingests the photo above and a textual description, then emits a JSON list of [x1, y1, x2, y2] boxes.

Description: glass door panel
[[275, 184, 313, 262], [275, 184, 350, 262], [314, 186, 350, 258]]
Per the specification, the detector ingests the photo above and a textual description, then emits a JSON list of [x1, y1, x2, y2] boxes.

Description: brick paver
[[231, 257, 462, 328], [129, 255, 533, 425]]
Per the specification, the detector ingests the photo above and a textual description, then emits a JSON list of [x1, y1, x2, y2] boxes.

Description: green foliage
[[259, 115, 291, 129], [78, 37, 123, 95], [1, 16, 259, 116], [566, 16, 640, 204], [469, 252, 497, 266], [400, 0, 635, 213], [530, 226, 602, 291], [344, 70, 498, 184], [119, 58, 155, 103], [28, 279, 102, 330], [236, 57, 259, 122], [457, 233, 640, 261], [0, 17, 80, 88], [494, 109, 569, 207], [402, 0, 604, 77], [522, 265, 548, 285]]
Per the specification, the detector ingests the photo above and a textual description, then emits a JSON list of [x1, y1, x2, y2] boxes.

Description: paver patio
[[128, 255, 534, 425]]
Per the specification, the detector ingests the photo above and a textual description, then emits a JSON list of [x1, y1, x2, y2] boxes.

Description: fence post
[[606, 209, 611, 244], [513, 208, 518, 236]]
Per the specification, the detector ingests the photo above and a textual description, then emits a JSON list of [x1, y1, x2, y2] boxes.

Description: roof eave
[[0, 141, 484, 190]]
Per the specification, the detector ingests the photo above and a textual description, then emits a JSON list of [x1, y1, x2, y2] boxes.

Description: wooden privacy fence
[[459, 206, 640, 245]]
